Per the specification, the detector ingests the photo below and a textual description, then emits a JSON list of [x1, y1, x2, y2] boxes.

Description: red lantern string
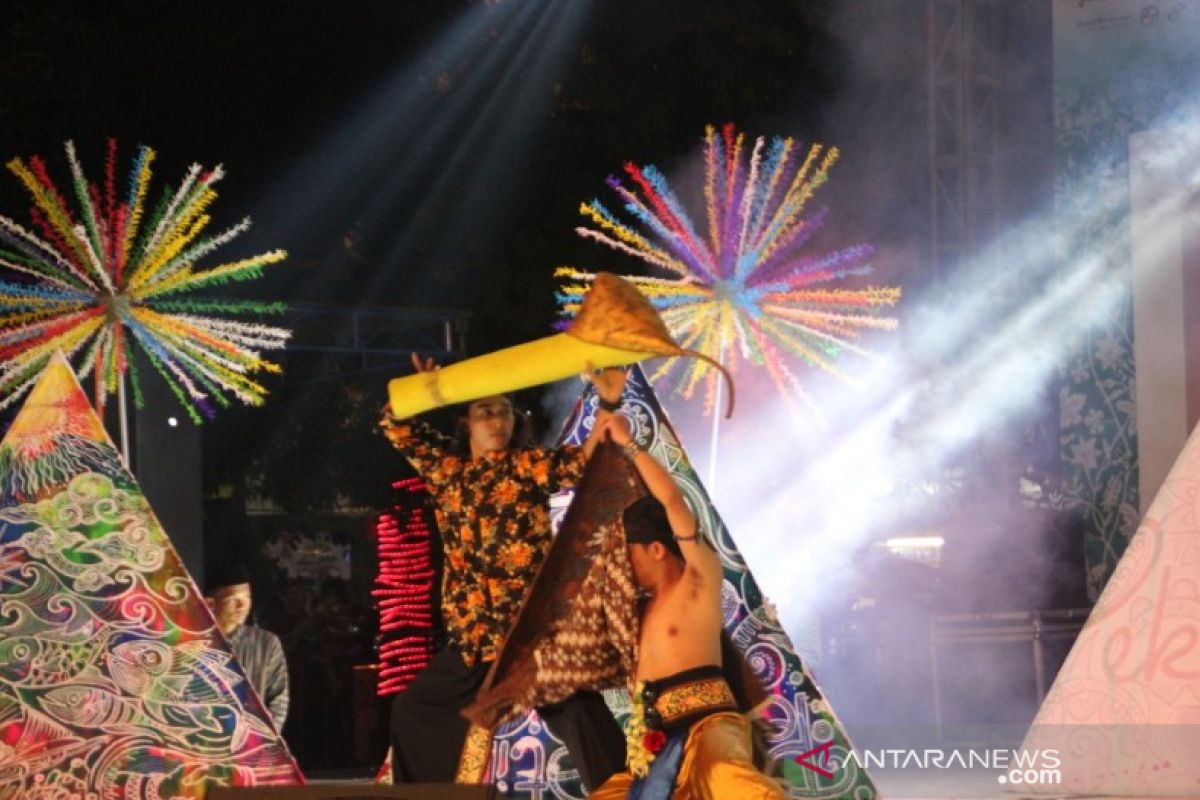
[[372, 476, 438, 697]]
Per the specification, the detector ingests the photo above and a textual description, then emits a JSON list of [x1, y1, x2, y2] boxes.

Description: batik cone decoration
[[0, 353, 303, 796], [386, 273, 733, 420], [1019, 420, 1200, 796], [462, 366, 873, 799]]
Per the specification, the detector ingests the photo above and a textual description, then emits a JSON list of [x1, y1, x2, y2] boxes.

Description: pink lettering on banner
[[1101, 566, 1200, 684]]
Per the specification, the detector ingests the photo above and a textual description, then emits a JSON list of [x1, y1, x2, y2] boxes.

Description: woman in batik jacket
[[379, 354, 627, 791]]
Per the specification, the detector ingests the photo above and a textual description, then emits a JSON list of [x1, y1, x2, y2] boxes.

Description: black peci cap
[[205, 560, 250, 594]]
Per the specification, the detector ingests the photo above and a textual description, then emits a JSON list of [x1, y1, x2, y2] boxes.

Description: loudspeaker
[[208, 784, 494, 799]]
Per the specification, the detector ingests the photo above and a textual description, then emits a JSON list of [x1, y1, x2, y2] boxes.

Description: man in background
[[206, 562, 291, 730]]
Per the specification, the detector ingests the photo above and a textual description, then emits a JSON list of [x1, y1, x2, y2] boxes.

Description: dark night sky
[[0, 1, 847, 340], [0, 0, 859, 503]]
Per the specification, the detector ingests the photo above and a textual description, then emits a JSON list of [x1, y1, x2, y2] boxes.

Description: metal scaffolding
[[927, 0, 999, 282], [275, 303, 469, 378]]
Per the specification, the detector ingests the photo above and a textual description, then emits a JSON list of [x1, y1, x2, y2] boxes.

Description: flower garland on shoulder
[[627, 681, 668, 778]]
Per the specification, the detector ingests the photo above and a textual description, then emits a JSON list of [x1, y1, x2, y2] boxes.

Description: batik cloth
[[524, 516, 640, 708], [464, 442, 644, 729], [388, 645, 621, 791]]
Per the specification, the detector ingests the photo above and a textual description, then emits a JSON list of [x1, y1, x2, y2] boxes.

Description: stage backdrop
[[0, 355, 302, 797], [1053, 0, 1200, 598]]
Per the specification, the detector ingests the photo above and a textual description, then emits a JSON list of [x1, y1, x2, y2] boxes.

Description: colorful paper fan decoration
[[557, 123, 900, 422], [0, 353, 303, 795], [0, 139, 291, 424]]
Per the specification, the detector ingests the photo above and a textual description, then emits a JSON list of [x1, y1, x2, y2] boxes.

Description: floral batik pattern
[[379, 416, 586, 666], [1051, 27, 1200, 597]]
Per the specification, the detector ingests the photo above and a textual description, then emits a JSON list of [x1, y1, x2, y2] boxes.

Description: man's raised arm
[[593, 415, 720, 576]]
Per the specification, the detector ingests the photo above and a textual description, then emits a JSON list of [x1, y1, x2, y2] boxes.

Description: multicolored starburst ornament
[[557, 124, 900, 422], [0, 139, 290, 425]]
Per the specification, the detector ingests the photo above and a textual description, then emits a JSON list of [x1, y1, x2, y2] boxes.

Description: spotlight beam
[[722, 120, 1200, 628]]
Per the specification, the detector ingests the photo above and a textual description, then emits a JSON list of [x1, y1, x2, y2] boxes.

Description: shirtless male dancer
[[588, 414, 785, 800]]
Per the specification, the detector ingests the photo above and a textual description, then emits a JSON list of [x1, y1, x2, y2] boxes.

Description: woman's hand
[[411, 352, 439, 373], [593, 412, 633, 446]]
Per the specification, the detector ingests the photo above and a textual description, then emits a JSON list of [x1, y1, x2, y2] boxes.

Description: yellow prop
[[387, 272, 734, 419]]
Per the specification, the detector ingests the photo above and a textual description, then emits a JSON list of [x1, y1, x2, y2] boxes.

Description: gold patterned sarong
[[591, 712, 786, 800], [597, 667, 784, 799]]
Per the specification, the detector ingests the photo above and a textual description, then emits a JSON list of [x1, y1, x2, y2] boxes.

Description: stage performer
[[588, 414, 786, 800], [205, 563, 291, 729], [379, 353, 627, 790]]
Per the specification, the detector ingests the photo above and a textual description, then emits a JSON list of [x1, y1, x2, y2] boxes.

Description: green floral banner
[[1053, 0, 1200, 598]]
